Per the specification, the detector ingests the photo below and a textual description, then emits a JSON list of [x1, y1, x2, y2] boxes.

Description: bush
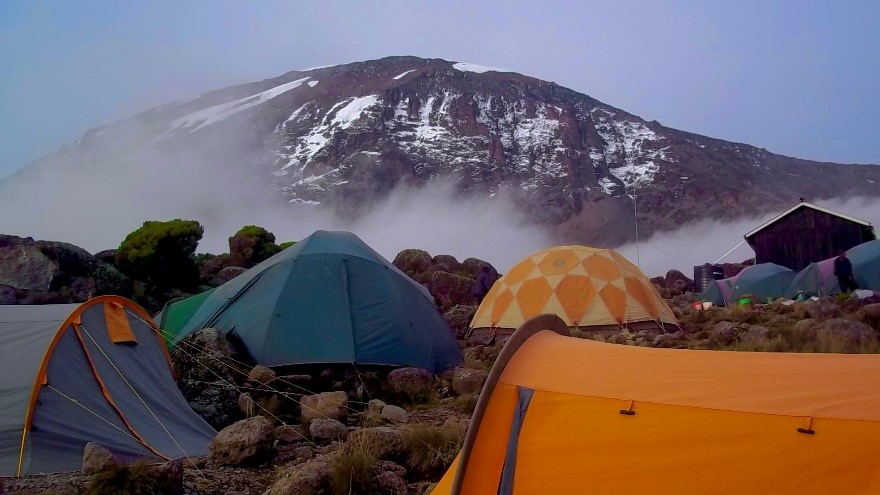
[[402, 424, 464, 479], [115, 219, 203, 290], [278, 241, 296, 250], [229, 225, 280, 268]]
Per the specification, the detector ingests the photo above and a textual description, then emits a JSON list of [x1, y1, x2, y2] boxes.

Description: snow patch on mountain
[[166, 77, 311, 134], [591, 108, 667, 188], [274, 94, 382, 200], [308, 80, 319, 87], [332, 95, 380, 128], [393, 69, 416, 80], [453, 62, 508, 74]]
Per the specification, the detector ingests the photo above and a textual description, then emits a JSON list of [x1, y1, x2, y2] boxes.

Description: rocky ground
[[5, 253, 880, 494]]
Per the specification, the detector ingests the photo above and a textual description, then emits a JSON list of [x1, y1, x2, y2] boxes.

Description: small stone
[[380, 404, 409, 423], [309, 418, 348, 443], [247, 365, 276, 385], [82, 442, 117, 474]]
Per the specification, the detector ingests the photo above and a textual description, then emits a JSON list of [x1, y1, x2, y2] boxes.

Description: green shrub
[[402, 424, 464, 480], [228, 225, 281, 268], [116, 219, 203, 290]]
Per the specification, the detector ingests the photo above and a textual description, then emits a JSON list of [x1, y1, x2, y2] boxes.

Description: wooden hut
[[744, 201, 875, 271]]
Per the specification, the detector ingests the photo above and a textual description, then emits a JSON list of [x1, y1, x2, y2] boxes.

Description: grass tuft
[[402, 424, 465, 480]]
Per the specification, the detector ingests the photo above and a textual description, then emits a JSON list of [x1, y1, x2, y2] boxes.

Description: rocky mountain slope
[[5, 56, 879, 245]]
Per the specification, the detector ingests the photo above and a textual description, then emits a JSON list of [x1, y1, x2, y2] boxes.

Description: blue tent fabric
[[785, 240, 880, 298], [174, 230, 462, 373], [730, 263, 796, 302], [700, 277, 735, 306], [849, 240, 880, 292]]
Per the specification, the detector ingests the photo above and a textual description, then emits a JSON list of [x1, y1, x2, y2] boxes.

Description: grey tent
[[0, 296, 215, 476]]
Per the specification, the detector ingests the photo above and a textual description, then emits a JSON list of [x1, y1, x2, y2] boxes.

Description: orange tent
[[470, 245, 676, 336], [434, 315, 880, 494]]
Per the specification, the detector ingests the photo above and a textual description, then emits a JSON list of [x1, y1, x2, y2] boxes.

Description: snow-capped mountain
[[6, 56, 880, 245]]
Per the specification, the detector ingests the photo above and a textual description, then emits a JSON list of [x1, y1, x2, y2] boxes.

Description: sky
[[2, 0, 879, 178], [1, 1, 880, 277]]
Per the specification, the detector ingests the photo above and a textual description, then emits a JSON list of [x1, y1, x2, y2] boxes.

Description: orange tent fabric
[[434, 315, 880, 494], [470, 245, 676, 332]]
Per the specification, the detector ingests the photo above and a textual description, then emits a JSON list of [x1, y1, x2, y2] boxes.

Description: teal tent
[[849, 240, 880, 291], [700, 277, 735, 306], [172, 230, 462, 373], [730, 263, 796, 302], [785, 258, 838, 298], [156, 288, 216, 344], [785, 240, 880, 298]]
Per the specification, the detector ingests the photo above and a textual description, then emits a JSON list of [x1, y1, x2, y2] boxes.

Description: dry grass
[[402, 424, 465, 480], [731, 327, 880, 354], [328, 432, 381, 495], [85, 461, 177, 495], [463, 355, 491, 371]]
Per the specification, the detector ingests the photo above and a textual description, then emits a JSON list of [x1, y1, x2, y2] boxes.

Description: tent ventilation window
[[104, 302, 138, 345]]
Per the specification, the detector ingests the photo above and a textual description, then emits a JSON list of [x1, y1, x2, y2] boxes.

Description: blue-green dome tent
[[730, 263, 796, 302], [172, 230, 461, 373], [786, 240, 880, 298]]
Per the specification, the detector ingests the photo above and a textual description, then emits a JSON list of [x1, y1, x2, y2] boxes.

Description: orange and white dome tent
[[471, 245, 676, 333]]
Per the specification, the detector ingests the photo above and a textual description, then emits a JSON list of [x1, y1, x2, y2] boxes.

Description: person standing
[[834, 249, 858, 294], [471, 265, 496, 304]]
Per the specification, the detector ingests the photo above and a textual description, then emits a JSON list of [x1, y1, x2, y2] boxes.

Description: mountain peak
[[6, 56, 880, 246]]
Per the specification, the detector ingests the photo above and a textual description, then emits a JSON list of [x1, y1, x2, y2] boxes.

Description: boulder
[[263, 460, 331, 495], [452, 367, 489, 395], [392, 249, 433, 278], [276, 424, 309, 444], [652, 331, 683, 348], [376, 471, 408, 495], [444, 304, 478, 339], [746, 325, 770, 340], [431, 255, 461, 274], [380, 405, 409, 423], [82, 442, 117, 475], [387, 367, 435, 398], [293, 446, 315, 460], [807, 297, 841, 320], [93, 263, 133, 297], [212, 266, 246, 286], [248, 365, 276, 385], [209, 416, 275, 466], [459, 258, 499, 280], [429, 270, 476, 310], [309, 418, 348, 443], [367, 399, 387, 419], [376, 460, 408, 478], [0, 284, 18, 304], [0, 243, 58, 291], [815, 319, 875, 346], [348, 427, 405, 459], [172, 328, 239, 429], [665, 270, 694, 294], [709, 321, 738, 346], [300, 391, 348, 426], [94, 249, 117, 265]]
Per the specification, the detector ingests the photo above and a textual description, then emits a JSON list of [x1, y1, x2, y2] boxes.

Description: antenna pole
[[713, 240, 746, 264], [633, 184, 640, 268]]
